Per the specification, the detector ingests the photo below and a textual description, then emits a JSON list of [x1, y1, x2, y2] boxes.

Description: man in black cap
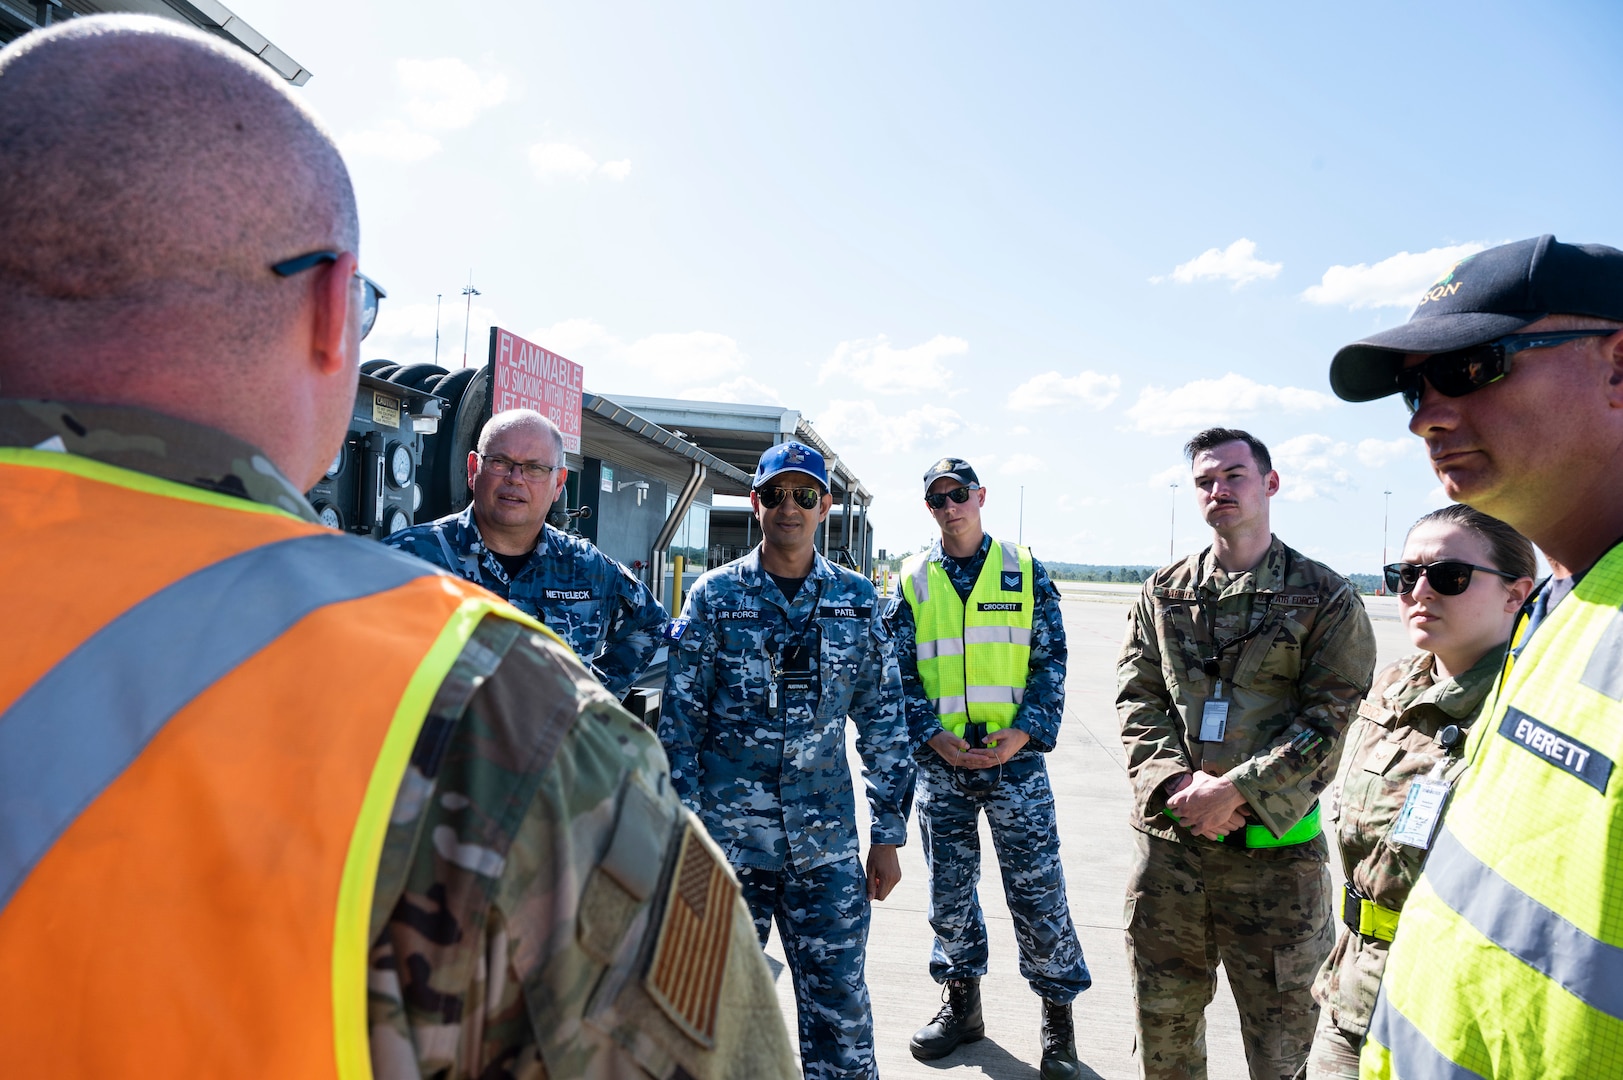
[[890, 457, 1090, 1079], [1328, 235, 1623, 1078]]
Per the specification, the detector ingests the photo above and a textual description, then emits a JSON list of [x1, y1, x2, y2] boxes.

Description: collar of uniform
[[742, 543, 836, 612], [926, 532, 993, 565], [1399, 643, 1506, 720], [461, 500, 549, 562], [0, 398, 319, 523], [1195, 534, 1287, 599]]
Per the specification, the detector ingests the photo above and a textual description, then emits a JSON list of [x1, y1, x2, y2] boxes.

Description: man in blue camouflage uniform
[[660, 440, 912, 1080], [890, 457, 1090, 1080], [386, 408, 666, 696]]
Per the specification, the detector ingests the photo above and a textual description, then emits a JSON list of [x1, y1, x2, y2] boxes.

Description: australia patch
[[543, 588, 594, 602], [665, 618, 690, 641], [1001, 571, 1023, 591], [818, 604, 872, 619], [1499, 706, 1613, 793], [978, 601, 1023, 612]]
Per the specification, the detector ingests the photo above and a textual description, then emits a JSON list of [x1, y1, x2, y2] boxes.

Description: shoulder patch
[[665, 618, 690, 641], [644, 823, 737, 1047]]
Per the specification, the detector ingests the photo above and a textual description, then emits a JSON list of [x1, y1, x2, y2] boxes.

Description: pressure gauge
[[386, 508, 410, 535], [412, 483, 423, 512], [387, 442, 412, 488], [324, 447, 345, 479], [315, 502, 343, 531]]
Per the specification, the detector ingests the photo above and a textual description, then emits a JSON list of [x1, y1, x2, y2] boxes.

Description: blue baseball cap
[[753, 441, 828, 489]]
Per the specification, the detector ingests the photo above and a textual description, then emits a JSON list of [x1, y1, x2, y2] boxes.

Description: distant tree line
[[1046, 563, 1159, 583]]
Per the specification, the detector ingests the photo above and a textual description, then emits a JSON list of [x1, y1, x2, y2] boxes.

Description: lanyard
[[1197, 592, 1276, 697], [765, 577, 824, 712]]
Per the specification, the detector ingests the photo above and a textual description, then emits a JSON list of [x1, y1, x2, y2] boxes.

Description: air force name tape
[[1499, 706, 1614, 794], [818, 605, 872, 619], [543, 588, 594, 602], [978, 601, 1023, 612]]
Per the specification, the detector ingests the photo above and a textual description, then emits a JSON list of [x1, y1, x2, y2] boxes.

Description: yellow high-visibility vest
[[902, 539, 1034, 739], [1362, 545, 1623, 1079]]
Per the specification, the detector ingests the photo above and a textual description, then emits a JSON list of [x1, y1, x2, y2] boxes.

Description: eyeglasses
[[270, 250, 387, 340], [925, 484, 980, 510], [477, 453, 559, 482], [756, 485, 822, 510], [1384, 560, 1520, 597], [1397, 330, 1617, 413]]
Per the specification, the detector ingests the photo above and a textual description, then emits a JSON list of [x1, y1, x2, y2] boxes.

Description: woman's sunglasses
[[1396, 330, 1616, 413], [925, 484, 980, 510], [1384, 560, 1520, 597], [756, 485, 822, 510]]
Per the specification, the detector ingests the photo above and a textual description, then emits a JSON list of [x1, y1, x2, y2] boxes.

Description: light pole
[[1019, 485, 1024, 545], [1169, 482, 1178, 563], [433, 293, 442, 365], [461, 275, 481, 367], [1381, 489, 1393, 595]]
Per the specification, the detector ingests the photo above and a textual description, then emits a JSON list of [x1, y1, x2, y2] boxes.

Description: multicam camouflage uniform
[[1117, 536, 1376, 1080], [889, 535, 1091, 1002], [1303, 647, 1503, 1079], [0, 401, 797, 1080], [659, 546, 912, 1080], [386, 504, 667, 696]]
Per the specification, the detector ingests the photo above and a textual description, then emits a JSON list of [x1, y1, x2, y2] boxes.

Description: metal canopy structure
[[0, 0, 311, 84], [580, 394, 751, 494], [606, 395, 877, 573]]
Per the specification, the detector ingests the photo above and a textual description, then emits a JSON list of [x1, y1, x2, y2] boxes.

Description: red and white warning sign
[[490, 327, 584, 454]]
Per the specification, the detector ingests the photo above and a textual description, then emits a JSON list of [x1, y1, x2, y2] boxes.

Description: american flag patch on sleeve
[[644, 822, 738, 1047]]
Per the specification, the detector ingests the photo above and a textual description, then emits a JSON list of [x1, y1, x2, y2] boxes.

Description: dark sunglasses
[[1384, 560, 1520, 597], [925, 484, 980, 510], [1397, 330, 1617, 413], [757, 485, 822, 510], [271, 250, 387, 340]]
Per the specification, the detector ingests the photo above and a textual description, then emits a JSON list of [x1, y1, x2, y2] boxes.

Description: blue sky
[[230, 0, 1623, 569]]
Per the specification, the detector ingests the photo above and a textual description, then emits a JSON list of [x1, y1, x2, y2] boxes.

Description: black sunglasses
[[271, 250, 387, 340], [925, 484, 980, 510], [757, 485, 822, 510], [1397, 330, 1617, 413], [1384, 560, 1520, 597]]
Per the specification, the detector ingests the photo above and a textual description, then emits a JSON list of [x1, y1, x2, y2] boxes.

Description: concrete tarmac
[[765, 590, 1411, 1079]]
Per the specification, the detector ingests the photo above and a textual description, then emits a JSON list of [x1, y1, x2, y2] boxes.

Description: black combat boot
[[909, 977, 985, 1061], [1039, 998, 1082, 1080]]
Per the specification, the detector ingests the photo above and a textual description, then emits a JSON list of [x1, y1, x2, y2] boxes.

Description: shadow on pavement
[[916, 1038, 1107, 1080]]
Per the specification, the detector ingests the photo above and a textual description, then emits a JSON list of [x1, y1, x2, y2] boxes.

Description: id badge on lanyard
[[1390, 759, 1451, 849], [1200, 681, 1230, 743]]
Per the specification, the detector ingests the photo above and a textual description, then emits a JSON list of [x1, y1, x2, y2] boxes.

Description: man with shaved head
[[0, 16, 793, 1079], [386, 407, 668, 698]]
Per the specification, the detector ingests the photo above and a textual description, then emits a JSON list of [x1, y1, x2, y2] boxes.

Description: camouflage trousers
[[1125, 829, 1333, 1080], [1298, 1002, 1361, 1079], [737, 855, 877, 1080], [916, 756, 1091, 1002]]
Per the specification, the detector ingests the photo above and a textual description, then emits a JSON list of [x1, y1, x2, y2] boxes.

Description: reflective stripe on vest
[[0, 450, 547, 1079], [901, 540, 1034, 738], [1363, 544, 1623, 1079]]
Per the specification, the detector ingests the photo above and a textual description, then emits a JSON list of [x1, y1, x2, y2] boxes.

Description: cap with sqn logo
[[922, 456, 980, 492], [753, 440, 828, 489], [1329, 235, 1623, 402]]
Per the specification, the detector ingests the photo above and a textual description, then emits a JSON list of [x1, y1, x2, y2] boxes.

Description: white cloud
[[397, 57, 509, 131], [819, 334, 968, 395], [1301, 242, 1486, 310], [529, 142, 632, 182], [1148, 463, 1187, 488], [816, 400, 965, 454], [1124, 373, 1338, 435], [680, 376, 782, 406], [622, 331, 747, 380], [339, 120, 442, 163], [1272, 434, 1355, 502], [1152, 238, 1282, 288], [1355, 437, 1417, 468], [364, 300, 500, 368], [1006, 370, 1120, 411], [1001, 453, 1044, 475]]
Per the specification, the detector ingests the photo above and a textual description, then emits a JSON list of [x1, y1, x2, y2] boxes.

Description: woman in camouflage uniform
[[1304, 505, 1536, 1077]]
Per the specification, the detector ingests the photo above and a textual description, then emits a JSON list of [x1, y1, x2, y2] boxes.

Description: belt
[[1162, 802, 1323, 848], [1341, 884, 1399, 942]]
